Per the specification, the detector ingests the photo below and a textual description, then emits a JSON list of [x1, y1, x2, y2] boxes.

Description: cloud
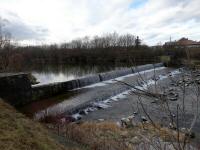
[[0, 10, 48, 42], [0, 0, 199, 45], [118, 0, 200, 44]]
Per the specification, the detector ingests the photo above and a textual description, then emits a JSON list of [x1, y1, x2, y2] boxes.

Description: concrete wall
[[153, 63, 164, 68], [78, 75, 101, 87], [31, 63, 164, 101], [132, 64, 154, 73], [32, 79, 80, 100], [99, 68, 133, 81], [0, 63, 164, 106], [0, 73, 32, 106]]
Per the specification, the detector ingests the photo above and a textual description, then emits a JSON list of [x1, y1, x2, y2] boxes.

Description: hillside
[[0, 98, 68, 150]]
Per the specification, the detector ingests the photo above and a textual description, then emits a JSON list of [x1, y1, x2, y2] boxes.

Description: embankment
[[0, 98, 67, 150]]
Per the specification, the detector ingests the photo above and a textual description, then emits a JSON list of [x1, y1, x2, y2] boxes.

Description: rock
[[170, 97, 178, 101], [79, 110, 88, 115], [60, 118, 66, 124], [93, 102, 110, 109], [131, 119, 137, 126], [127, 115, 135, 120], [86, 107, 96, 112], [116, 121, 121, 127], [180, 127, 188, 133], [172, 114, 176, 118], [168, 88, 174, 92], [153, 77, 159, 81], [141, 116, 147, 122], [72, 114, 82, 121], [174, 94, 179, 97], [76, 116, 82, 121], [76, 120, 84, 124], [105, 100, 111, 104], [169, 123, 176, 130], [121, 117, 135, 128], [178, 81, 183, 84], [121, 118, 129, 127], [96, 106, 103, 109], [120, 131, 129, 137], [65, 116, 76, 122], [98, 119, 104, 122], [170, 83, 176, 86], [129, 136, 140, 144], [185, 132, 195, 139], [27, 73, 39, 85]]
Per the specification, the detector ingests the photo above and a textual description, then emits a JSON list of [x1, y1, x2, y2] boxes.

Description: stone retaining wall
[[0, 73, 32, 106]]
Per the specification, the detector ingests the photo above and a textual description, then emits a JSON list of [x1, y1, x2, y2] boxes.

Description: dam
[[5, 63, 168, 119], [1, 63, 166, 120], [2, 62, 200, 136]]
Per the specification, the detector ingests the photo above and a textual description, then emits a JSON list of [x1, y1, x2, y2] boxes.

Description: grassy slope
[[0, 97, 192, 150], [62, 121, 186, 150], [0, 99, 68, 150]]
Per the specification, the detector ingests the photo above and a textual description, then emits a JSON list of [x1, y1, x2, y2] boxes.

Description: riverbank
[[0, 99, 74, 150], [0, 94, 198, 150], [0, 99, 182, 150]]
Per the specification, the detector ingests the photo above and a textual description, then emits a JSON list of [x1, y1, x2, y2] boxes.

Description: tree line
[[0, 22, 164, 72], [0, 17, 180, 72], [59, 32, 141, 49]]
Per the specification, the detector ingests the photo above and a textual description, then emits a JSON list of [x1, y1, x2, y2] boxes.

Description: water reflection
[[19, 90, 81, 118], [30, 64, 130, 85]]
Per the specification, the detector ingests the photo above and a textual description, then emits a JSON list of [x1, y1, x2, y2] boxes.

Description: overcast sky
[[0, 0, 200, 45]]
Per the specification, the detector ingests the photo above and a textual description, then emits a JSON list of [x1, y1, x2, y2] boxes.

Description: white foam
[[72, 113, 82, 120], [98, 68, 181, 104], [70, 69, 181, 121], [81, 67, 166, 89], [93, 102, 111, 109]]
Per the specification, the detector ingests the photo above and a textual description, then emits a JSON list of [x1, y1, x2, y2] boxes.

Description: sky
[[0, 0, 200, 46]]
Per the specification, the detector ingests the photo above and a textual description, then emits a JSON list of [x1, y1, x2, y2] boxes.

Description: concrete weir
[[0, 63, 164, 106], [99, 68, 133, 81]]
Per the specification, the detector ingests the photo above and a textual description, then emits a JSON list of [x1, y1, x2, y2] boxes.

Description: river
[[30, 64, 131, 85]]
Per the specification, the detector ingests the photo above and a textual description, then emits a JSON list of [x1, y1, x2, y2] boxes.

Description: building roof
[[164, 37, 200, 46], [177, 38, 199, 46]]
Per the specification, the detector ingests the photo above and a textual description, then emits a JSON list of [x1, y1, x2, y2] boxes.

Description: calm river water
[[31, 64, 131, 85]]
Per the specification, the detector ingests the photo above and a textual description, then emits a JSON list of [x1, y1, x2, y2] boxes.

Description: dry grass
[[0, 99, 75, 150], [60, 121, 190, 150], [0, 97, 190, 150], [137, 123, 186, 142], [65, 121, 131, 150]]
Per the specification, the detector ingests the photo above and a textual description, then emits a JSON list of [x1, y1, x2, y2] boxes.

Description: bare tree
[[118, 64, 199, 149], [0, 17, 12, 71]]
